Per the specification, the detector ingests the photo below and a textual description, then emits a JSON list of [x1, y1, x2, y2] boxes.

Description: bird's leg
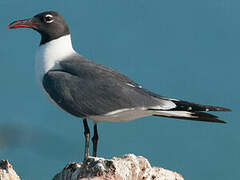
[[92, 122, 99, 157], [83, 118, 90, 160]]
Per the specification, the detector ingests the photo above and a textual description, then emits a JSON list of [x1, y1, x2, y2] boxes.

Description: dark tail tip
[[214, 107, 231, 112], [215, 119, 227, 124]]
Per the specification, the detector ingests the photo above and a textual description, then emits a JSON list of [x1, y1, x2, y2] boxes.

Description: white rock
[[0, 160, 21, 180], [53, 154, 184, 180]]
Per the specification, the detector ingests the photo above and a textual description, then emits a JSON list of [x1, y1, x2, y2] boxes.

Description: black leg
[[83, 118, 90, 160], [91, 123, 99, 157]]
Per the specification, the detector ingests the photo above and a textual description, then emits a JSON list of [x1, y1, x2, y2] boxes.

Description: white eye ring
[[44, 14, 54, 23]]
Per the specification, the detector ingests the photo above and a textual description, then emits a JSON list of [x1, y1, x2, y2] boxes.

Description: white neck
[[35, 35, 76, 83]]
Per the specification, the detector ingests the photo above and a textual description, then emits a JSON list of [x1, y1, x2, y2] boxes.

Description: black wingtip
[[215, 107, 232, 112], [153, 111, 228, 124], [211, 119, 227, 124], [171, 100, 232, 112]]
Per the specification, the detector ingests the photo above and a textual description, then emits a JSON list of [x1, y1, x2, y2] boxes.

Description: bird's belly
[[89, 109, 152, 122]]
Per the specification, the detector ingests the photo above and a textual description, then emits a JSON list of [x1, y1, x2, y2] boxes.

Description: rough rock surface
[[0, 160, 21, 180], [53, 154, 184, 180]]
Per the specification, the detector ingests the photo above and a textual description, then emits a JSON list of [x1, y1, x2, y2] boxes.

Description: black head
[[8, 11, 70, 45]]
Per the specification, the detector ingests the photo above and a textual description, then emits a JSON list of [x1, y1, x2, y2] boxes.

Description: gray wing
[[42, 55, 174, 117]]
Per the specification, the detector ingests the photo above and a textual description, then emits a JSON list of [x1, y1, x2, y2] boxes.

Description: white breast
[[35, 34, 76, 85], [35, 35, 76, 112]]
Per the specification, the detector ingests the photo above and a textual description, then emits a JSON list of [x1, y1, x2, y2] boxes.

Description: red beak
[[8, 19, 36, 29]]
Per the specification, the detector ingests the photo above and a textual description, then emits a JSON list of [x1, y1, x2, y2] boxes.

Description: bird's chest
[[35, 46, 62, 85], [34, 52, 60, 106], [35, 35, 75, 85], [34, 35, 79, 115], [34, 44, 65, 113]]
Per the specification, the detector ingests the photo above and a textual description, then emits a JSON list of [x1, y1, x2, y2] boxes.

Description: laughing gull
[[8, 11, 231, 160]]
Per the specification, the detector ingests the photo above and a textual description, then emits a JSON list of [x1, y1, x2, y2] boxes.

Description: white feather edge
[[153, 111, 196, 118]]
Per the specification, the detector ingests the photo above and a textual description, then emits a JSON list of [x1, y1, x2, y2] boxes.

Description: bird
[[8, 11, 231, 160]]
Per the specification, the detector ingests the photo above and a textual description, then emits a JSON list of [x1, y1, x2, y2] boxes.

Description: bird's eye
[[44, 14, 54, 24]]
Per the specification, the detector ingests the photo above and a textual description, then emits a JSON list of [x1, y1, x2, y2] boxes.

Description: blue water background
[[0, 1, 238, 179]]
